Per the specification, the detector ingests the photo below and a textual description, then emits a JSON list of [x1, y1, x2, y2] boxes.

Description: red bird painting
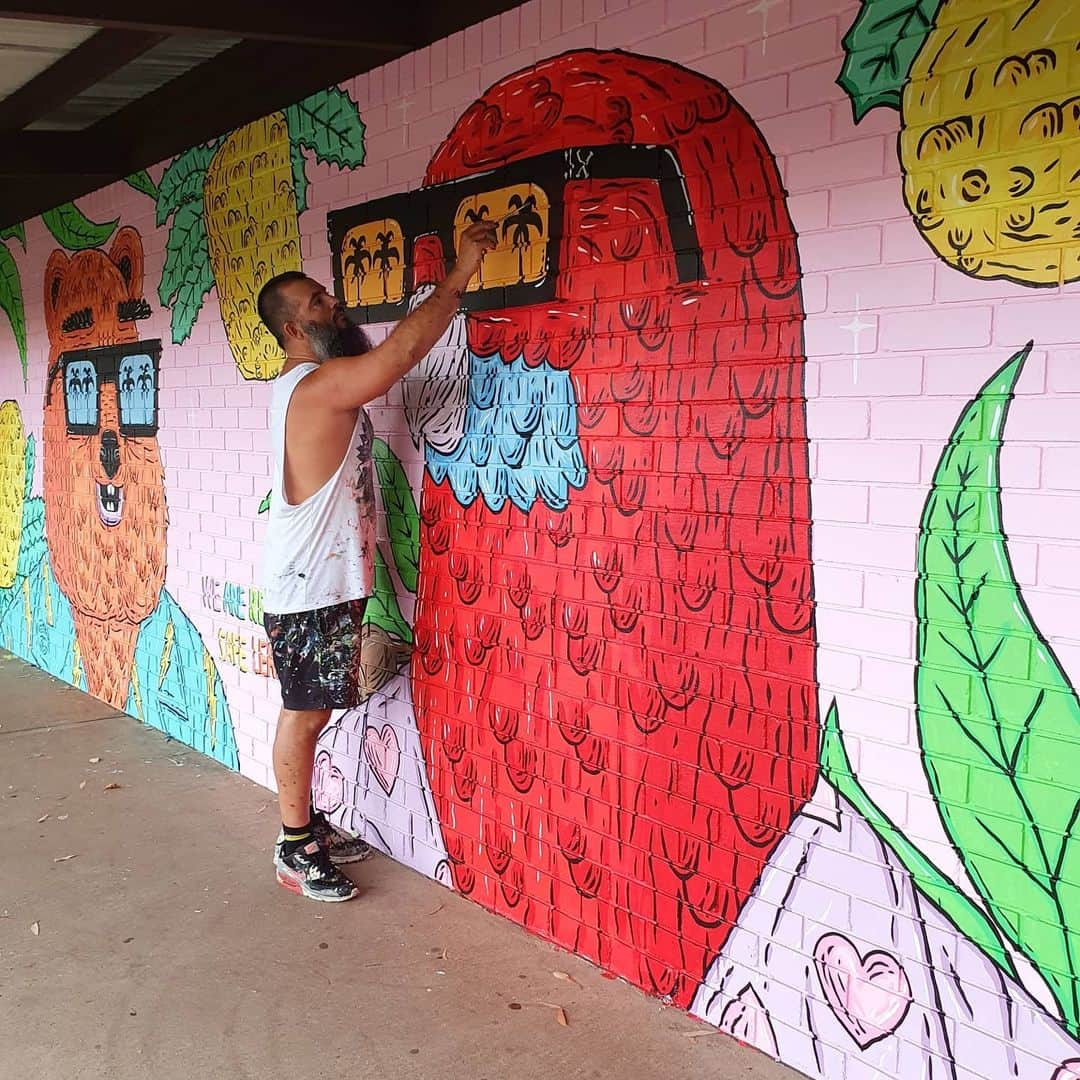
[[338, 49, 819, 1007]]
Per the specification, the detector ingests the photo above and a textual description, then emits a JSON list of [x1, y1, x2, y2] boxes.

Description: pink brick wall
[[2, 0, 1080, 1077]]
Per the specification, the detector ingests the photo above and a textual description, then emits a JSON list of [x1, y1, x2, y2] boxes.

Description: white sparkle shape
[[749, 0, 784, 55], [841, 294, 874, 384]]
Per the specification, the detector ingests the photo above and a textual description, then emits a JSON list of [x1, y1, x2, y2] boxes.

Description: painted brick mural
[[2, 0, 1080, 1076]]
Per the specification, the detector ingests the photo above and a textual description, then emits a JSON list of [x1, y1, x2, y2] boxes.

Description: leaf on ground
[[89, 757, 101, 763], [552, 970, 578, 986], [555, 1007, 569, 1027], [78, 781, 86, 790], [37, 813, 48, 823], [508, 1002, 522, 1011], [57, 814, 68, 821], [104, 783, 121, 791], [53, 854, 77, 862], [30, 920, 39, 935]]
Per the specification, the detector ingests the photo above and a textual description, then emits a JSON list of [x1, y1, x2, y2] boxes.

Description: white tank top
[[261, 363, 376, 615]]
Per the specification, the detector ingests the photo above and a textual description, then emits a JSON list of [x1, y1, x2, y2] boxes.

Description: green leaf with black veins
[[284, 87, 366, 170], [916, 341, 1080, 1036], [0, 224, 25, 248], [373, 438, 420, 594], [362, 544, 413, 643], [41, 203, 118, 251], [289, 139, 309, 216], [838, 0, 943, 121], [155, 143, 217, 227], [124, 170, 158, 199], [0, 242, 26, 381], [159, 203, 213, 345]]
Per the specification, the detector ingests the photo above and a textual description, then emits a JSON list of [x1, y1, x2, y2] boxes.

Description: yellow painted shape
[[72, 638, 81, 688], [204, 111, 301, 381], [131, 664, 143, 721], [159, 619, 174, 689], [0, 400, 25, 589], [454, 184, 550, 291], [203, 650, 218, 750], [43, 561, 52, 626], [340, 219, 406, 307], [900, 0, 1080, 286]]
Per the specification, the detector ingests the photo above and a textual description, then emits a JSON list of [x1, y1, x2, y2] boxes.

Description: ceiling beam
[[0, 27, 165, 131], [0, 2, 421, 50]]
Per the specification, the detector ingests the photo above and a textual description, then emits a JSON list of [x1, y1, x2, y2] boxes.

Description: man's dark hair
[[257, 271, 308, 347]]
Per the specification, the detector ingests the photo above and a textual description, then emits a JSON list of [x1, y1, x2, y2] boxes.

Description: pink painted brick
[[922, 349, 1046, 396], [817, 647, 862, 691], [596, 0, 665, 45], [808, 399, 869, 439], [880, 305, 992, 351], [445, 30, 465, 79], [861, 655, 915, 703], [408, 108, 458, 151], [1000, 444, 1043, 490], [830, 263, 935, 312], [539, 21, 598, 54], [801, 273, 828, 314], [583, 0, 605, 17], [803, 313, 878, 357], [872, 398, 974, 441], [636, 19, 709, 61], [824, 607, 913, 659], [729, 74, 788, 119], [883, 219, 934, 263], [829, 177, 907, 226], [788, 56, 849, 107], [816, 439, 921, 483], [481, 14, 502, 61], [809, 481, 869, 523], [813, 564, 865, 607], [933, 265, 1029, 305], [741, 16, 837, 80], [520, 0, 542, 45], [784, 136, 885, 193], [464, 22, 483, 67], [758, 104, 832, 155], [1047, 349, 1080, 393], [694, 44, 745, 87], [1006, 397, 1080, 443], [477, 48, 540, 89], [997, 493, 1080, 542], [563, 0, 585, 28], [994, 295, 1080, 348], [386, 147, 436, 190], [786, 189, 830, 232], [864, 570, 916, 616], [540, 0, 562, 40], [799, 224, 880, 272], [429, 37, 447, 84], [1038, 544, 1080, 590], [225, 429, 255, 452]]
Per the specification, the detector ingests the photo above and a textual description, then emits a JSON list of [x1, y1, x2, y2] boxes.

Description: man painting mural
[[256, 219, 497, 901]]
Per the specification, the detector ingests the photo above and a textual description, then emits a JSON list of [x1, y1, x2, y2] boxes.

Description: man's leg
[[273, 706, 331, 828]]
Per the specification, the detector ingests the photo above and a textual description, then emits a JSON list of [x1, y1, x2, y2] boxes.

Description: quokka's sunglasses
[[327, 143, 703, 324], [47, 339, 162, 437]]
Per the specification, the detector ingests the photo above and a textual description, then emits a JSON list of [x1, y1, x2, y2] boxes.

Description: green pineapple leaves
[[0, 241, 26, 383], [373, 438, 420, 594], [41, 202, 118, 251], [916, 342, 1080, 1034], [283, 87, 366, 215], [838, 0, 942, 120]]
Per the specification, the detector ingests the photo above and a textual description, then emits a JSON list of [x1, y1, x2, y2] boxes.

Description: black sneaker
[[311, 812, 373, 865], [274, 840, 360, 902]]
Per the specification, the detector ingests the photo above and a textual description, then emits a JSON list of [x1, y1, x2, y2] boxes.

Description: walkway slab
[[0, 651, 804, 1080]]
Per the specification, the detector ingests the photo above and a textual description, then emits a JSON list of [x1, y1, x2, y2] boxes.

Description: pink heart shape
[[717, 984, 779, 1057], [1053, 1063, 1080, 1080], [312, 750, 345, 814], [814, 933, 912, 1049], [363, 723, 401, 796]]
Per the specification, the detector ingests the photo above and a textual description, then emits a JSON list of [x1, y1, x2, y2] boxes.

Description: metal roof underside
[[0, 1, 525, 228]]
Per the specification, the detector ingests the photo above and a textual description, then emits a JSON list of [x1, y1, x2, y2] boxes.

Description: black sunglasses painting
[[327, 143, 702, 324], [47, 339, 162, 438]]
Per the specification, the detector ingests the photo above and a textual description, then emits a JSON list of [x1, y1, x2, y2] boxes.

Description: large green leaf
[[284, 86, 366, 170], [124, 170, 158, 199], [0, 243, 26, 382], [916, 342, 1080, 1035], [155, 143, 217, 226], [0, 224, 25, 248], [159, 202, 213, 344], [373, 438, 419, 593], [41, 202, 118, 251], [289, 139, 310, 216], [822, 699, 1017, 980], [838, 0, 942, 121], [362, 544, 413, 643]]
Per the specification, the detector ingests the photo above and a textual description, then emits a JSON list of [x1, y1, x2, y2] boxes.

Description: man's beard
[[301, 319, 371, 361]]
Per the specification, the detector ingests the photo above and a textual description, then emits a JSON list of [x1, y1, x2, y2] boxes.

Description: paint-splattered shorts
[[264, 598, 368, 711]]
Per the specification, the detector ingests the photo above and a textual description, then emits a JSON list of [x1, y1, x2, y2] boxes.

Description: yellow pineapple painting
[[157, 88, 365, 379], [840, 0, 1080, 286], [0, 400, 25, 588]]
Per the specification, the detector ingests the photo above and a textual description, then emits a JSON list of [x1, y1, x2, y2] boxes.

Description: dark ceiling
[[0, 1, 524, 228]]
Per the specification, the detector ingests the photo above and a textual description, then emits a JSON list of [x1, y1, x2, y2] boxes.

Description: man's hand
[[453, 219, 500, 283]]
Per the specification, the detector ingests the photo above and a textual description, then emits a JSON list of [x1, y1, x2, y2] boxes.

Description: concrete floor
[[0, 649, 805, 1080]]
